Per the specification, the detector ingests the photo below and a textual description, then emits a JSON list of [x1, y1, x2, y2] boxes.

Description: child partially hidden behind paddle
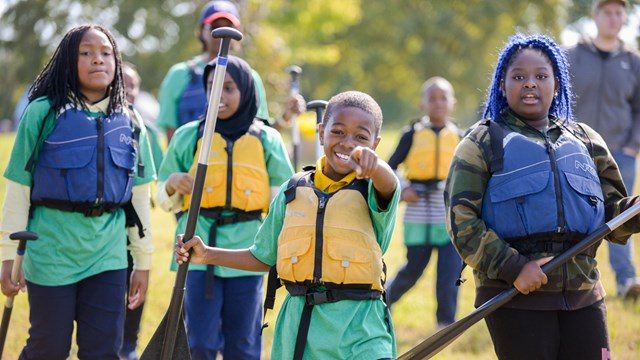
[[175, 90, 400, 359]]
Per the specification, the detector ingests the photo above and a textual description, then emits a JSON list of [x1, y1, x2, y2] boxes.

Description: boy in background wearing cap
[[567, 0, 640, 300], [157, 0, 285, 143]]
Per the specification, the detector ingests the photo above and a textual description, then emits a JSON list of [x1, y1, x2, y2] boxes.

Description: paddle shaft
[[0, 231, 38, 357], [158, 27, 242, 360]]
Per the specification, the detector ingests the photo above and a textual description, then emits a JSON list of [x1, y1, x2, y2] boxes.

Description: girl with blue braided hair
[[445, 33, 640, 359]]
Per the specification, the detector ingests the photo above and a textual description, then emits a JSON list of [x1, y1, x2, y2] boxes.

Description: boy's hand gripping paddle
[[306, 100, 328, 161], [288, 65, 302, 170], [0, 231, 38, 358], [140, 27, 243, 360], [398, 200, 640, 359]]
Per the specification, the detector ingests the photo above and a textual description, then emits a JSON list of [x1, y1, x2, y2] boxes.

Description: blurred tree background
[[0, 0, 637, 129]]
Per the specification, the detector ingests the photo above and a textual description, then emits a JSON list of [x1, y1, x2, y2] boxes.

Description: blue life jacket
[[31, 106, 137, 216], [177, 60, 206, 127], [481, 122, 605, 248]]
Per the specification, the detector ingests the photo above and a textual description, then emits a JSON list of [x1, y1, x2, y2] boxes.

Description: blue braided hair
[[483, 33, 573, 123]]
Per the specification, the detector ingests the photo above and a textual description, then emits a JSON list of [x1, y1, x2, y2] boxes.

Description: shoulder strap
[[284, 167, 315, 204], [484, 120, 505, 174], [127, 105, 145, 178], [186, 59, 200, 82], [568, 122, 595, 158], [25, 107, 54, 172]]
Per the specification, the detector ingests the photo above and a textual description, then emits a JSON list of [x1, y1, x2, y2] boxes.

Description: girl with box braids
[[28, 24, 126, 115], [483, 33, 573, 123]]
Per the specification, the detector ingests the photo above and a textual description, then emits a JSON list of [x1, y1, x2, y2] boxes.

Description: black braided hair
[[29, 24, 126, 115]]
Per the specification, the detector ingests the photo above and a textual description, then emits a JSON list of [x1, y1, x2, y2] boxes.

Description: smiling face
[[501, 48, 558, 124], [206, 71, 240, 120], [318, 106, 381, 181], [77, 28, 115, 104]]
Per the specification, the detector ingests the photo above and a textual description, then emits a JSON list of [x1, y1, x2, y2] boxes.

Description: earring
[[554, 91, 558, 97]]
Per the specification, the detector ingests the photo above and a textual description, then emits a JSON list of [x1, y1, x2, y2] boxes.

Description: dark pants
[[121, 251, 144, 356], [184, 271, 263, 360], [20, 269, 127, 360], [485, 299, 610, 360], [386, 243, 460, 325]]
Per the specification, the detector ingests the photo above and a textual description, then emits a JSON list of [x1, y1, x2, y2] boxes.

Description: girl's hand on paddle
[[349, 146, 379, 180], [0, 260, 25, 297], [175, 234, 207, 265], [127, 269, 149, 310], [514, 256, 553, 295], [166, 172, 194, 196]]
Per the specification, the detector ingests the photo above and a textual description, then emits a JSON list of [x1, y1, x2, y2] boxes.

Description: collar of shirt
[[84, 96, 110, 113], [313, 155, 357, 193]]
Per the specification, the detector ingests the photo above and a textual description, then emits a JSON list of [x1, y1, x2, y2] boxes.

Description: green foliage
[[0, 0, 581, 129]]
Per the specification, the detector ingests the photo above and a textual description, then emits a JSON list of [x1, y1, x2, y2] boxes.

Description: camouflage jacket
[[445, 110, 640, 310]]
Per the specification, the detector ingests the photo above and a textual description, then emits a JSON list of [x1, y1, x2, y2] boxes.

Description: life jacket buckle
[[305, 291, 330, 305], [84, 206, 105, 217]]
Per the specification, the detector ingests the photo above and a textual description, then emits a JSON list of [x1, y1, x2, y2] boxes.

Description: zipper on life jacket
[[434, 131, 440, 180], [96, 116, 105, 206], [313, 196, 328, 285], [544, 131, 566, 233], [224, 138, 233, 209]]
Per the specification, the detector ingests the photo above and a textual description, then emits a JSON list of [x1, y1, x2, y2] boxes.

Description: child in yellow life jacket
[[176, 90, 401, 359], [386, 76, 463, 327], [156, 55, 293, 359]]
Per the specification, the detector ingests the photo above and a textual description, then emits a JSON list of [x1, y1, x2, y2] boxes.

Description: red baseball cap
[[200, 1, 240, 27]]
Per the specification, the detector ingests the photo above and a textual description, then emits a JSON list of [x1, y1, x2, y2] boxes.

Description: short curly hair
[[483, 33, 573, 123], [323, 90, 383, 136]]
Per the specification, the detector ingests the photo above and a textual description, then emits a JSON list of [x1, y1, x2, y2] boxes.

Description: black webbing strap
[[506, 231, 596, 257], [261, 266, 282, 334], [485, 119, 505, 174], [200, 208, 263, 299], [25, 107, 54, 172], [206, 220, 217, 299], [293, 304, 313, 360], [123, 201, 145, 238], [31, 199, 121, 217]]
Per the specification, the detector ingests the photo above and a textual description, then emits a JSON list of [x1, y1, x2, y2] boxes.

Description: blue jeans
[[610, 151, 637, 289], [386, 242, 461, 325], [20, 270, 127, 360], [184, 272, 263, 360]]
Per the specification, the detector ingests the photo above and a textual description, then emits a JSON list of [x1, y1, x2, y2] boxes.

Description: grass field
[[0, 130, 639, 359]]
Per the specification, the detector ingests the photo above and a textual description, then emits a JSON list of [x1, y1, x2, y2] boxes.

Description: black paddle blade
[[0, 305, 14, 357], [140, 312, 191, 360]]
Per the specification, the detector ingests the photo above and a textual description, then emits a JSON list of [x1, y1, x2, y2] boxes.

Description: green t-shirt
[[158, 120, 293, 277], [249, 179, 401, 359], [3, 97, 157, 286], [156, 56, 271, 130]]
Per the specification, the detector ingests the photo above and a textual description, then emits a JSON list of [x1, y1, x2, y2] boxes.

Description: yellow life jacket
[[404, 120, 461, 181], [276, 169, 384, 293], [182, 120, 270, 212]]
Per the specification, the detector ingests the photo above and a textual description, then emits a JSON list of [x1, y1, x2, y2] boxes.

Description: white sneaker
[[618, 278, 640, 301]]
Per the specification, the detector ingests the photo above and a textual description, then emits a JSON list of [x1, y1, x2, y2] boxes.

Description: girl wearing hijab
[[156, 55, 294, 360]]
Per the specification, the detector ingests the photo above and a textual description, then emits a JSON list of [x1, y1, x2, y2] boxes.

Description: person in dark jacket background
[[567, 0, 640, 300]]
